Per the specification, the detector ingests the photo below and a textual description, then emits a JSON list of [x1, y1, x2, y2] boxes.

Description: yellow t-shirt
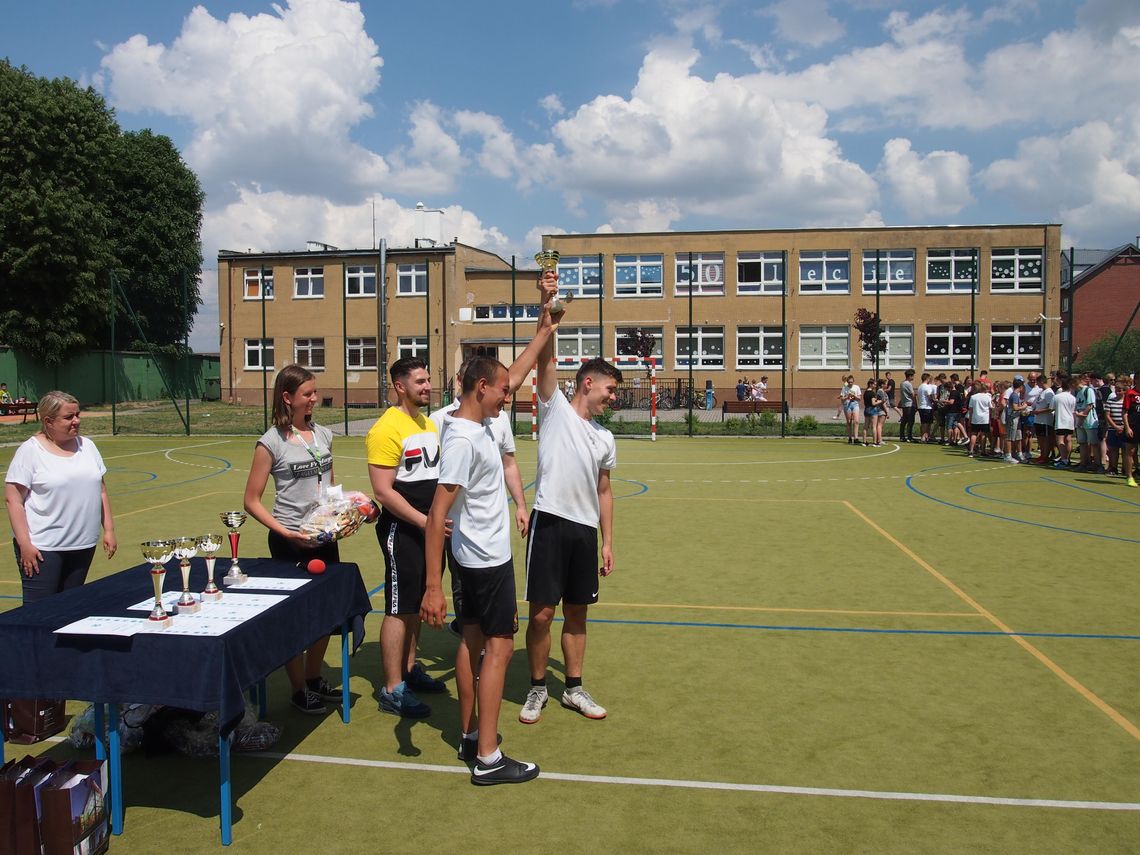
[[365, 407, 440, 514]]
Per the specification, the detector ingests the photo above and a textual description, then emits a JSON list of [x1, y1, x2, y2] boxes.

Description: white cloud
[[539, 94, 565, 117], [452, 109, 557, 189], [598, 199, 683, 233], [879, 138, 974, 219], [762, 0, 844, 48], [383, 102, 467, 195]]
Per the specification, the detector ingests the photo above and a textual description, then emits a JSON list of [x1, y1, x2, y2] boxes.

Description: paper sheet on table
[[225, 577, 311, 591], [54, 616, 153, 637], [127, 591, 185, 612]]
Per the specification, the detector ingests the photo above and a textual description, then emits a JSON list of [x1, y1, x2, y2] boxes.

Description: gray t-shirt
[[900, 380, 915, 408], [256, 424, 334, 529]]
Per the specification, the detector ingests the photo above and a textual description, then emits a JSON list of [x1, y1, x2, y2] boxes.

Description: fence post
[[531, 369, 538, 441], [650, 357, 657, 442]]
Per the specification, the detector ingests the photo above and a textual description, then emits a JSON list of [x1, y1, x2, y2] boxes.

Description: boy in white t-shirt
[[1051, 373, 1078, 468]]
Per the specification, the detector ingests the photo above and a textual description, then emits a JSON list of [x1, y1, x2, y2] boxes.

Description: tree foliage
[[1072, 328, 1140, 377], [0, 61, 203, 364], [853, 308, 886, 374], [617, 327, 658, 374]]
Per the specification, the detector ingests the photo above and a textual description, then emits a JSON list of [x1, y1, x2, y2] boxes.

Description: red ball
[[307, 558, 327, 575]]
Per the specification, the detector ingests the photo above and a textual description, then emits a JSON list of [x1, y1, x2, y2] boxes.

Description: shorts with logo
[[525, 510, 600, 606], [455, 558, 517, 637], [377, 514, 426, 616]]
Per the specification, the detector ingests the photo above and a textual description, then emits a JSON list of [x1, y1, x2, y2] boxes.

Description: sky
[[4, 0, 1140, 351]]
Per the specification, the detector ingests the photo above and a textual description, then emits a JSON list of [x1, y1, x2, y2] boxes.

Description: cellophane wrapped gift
[[298, 485, 365, 544]]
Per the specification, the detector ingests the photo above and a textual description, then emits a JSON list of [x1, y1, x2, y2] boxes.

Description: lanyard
[[292, 428, 325, 488]]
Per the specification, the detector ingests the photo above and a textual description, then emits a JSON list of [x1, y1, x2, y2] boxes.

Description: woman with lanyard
[[244, 364, 341, 715]]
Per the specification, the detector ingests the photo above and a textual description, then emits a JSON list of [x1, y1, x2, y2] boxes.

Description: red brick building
[[1061, 243, 1140, 367]]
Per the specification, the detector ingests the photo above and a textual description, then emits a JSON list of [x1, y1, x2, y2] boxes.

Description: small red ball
[[307, 558, 326, 575]]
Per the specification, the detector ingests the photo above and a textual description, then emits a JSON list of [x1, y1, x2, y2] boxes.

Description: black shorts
[[267, 530, 340, 564], [525, 510, 599, 606], [377, 514, 425, 616], [1055, 428, 1074, 437], [1097, 420, 1108, 441], [918, 409, 934, 424], [446, 541, 463, 615], [1034, 423, 1052, 438], [455, 558, 517, 637], [969, 422, 989, 435]]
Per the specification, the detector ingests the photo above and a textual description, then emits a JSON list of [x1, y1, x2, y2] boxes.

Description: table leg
[[219, 731, 232, 845], [341, 622, 350, 724], [93, 703, 106, 762], [108, 705, 123, 835]]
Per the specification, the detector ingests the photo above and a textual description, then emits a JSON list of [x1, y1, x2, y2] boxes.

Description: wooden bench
[[722, 400, 787, 420], [2, 401, 38, 423]]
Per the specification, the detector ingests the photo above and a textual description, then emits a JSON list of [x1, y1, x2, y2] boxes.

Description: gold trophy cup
[[197, 533, 224, 601], [173, 536, 201, 614], [534, 249, 574, 315], [140, 540, 175, 627], [220, 511, 249, 586]]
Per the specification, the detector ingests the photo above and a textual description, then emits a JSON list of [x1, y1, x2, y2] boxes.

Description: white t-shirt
[[5, 436, 107, 550], [1035, 387, 1055, 426], [431, 400, 515, 456], [436, 414, 510, 568], [1024, 385, 1042, 414], [917, 383, 937, 409], [968, 391, 991, 424], [533, 389, 617, 527], [1052, 390, 1077, 430]]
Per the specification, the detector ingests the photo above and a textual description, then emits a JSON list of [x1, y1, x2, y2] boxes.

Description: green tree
[[1073, 329, 1140, 376]]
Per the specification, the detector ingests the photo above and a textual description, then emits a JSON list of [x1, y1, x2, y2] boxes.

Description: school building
[[217, 223, 1062, 409]]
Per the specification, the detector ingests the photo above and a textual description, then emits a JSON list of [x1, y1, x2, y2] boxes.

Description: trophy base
[[147, 615, 173, 629], [176, 600, 202, 615], [222, 573, 248, 587], [201, 589, 223, 602]]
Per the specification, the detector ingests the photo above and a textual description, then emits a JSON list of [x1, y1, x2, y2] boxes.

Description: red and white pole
[[650, 357, 657, 442], [531, 369, 538, 441]]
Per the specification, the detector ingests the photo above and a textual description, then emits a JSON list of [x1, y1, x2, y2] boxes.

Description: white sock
[[462, 729, 479, 741], [477, 748, 502, 765]]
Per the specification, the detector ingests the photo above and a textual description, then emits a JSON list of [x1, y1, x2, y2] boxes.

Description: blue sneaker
[[404, 662, 446, 694], [377, 682, 431, 718]]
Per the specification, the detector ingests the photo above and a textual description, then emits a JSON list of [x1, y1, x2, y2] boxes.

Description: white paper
[[127, 591, 188, 612], [140, 616, 237, 636], [54, 616, 153, 636], [226, 577, 310, 591]]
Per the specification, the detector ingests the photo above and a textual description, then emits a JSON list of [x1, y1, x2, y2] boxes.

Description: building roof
[[1063, 243, 1140, 290], [544, 223, 1061, 240], [216, 244, 455, 261]]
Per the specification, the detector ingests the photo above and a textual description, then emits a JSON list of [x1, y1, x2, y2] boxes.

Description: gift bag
[[0, 755, 58, 855], [39, 760, 109, 855], [2, 698, 67, 744]]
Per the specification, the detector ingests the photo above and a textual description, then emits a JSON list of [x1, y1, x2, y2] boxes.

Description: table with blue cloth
[[0, 557, 371, 845]]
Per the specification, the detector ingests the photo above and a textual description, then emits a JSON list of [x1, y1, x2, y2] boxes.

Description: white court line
[[101, 440, 235, 461], [248, 750, 1140, 812], [628, 443, 901, 465]]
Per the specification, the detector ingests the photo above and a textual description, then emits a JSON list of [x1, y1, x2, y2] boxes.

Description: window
[[556, 256, 601, 297], [675, 326, 725, 368], [926, 249, 977, 293], [991, 247, 1043, 292], [244, 338, 274, 370], [556, 326, 601, 369], [397, 336, 428, 361], [293, 267, 324, 298], [397, 263, 427, 296], [675, 253, 725, 296], [860, 325, 913, 370], [1061, 326, 1070, 342], [924, 325, 975, 368], [737, 252, 784, 295], [346, 265, 376, 297], [614, 326, 664, 370], [736, 326, 784, 369], [474, 304, 540, 321], [862, 250, 915, 293], [346, 337, 377, 369], [798, 326, 849, 369], [799, 251, 849, 293], [1061, 296, 1070, 313], [293, 338, 325, 370], [614, 254, 664, 297], [990, 324, 1042, 368], [243, 268, 273, 300]]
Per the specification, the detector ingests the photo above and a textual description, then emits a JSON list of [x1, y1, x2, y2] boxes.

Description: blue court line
[[1041, 476, 1140, 509], [0, 594, 21, 601], [963, 482, 1138, 515], [106, 468, 159, 487], [367, 583, 386, 598], [906, 464, 1140, 544], [112, 453, 233, 494]]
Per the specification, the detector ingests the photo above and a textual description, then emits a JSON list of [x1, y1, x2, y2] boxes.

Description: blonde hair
[[38, 391, 79, 422]]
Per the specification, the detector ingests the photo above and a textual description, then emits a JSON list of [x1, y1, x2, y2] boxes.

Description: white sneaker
[[1003, 455, 1019, 464], [518, 686, 548, 724], [561, 687, 607, 719]]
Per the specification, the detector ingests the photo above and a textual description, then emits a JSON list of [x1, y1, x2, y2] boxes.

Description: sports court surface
[[2, 434, 1138, 853]]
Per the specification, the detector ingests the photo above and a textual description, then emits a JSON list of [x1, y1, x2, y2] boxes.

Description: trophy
[[534, 250, 574, 315], [172, 536, 201, 614], [197, 532, 224, 601], [140, 540, 175, 627], [219, 511, 248, 586]]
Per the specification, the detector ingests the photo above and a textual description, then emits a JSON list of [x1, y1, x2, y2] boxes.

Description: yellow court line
[[843, 500, 1140, 743], [116, 491, 234, 518], [592, 601, 984, 618]]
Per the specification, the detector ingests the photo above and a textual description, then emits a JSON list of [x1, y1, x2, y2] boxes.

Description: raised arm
[[508, 271, 561, 395]]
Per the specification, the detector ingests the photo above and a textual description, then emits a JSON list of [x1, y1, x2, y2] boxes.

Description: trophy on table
[[219, 511, 249, 586], [534, 250, 574, 315], [172, 536, 201, 614], [140, 540, 175, 627], [197, 532, 224, 601]]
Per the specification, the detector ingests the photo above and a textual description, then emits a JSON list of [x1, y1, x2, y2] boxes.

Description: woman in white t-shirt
[[5, 391, 116, 603]]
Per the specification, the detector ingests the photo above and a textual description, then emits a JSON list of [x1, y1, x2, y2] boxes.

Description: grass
[[2, 435, 1138, 853]]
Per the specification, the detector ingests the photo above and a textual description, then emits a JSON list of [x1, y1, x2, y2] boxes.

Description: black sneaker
[[307, 676, 341, 702], [291, 689, 328, 715], [377, 683, 431, 718], [404, 663, 446, 694], [457, 732, 503, 762], [470, 753, 539, 786]]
